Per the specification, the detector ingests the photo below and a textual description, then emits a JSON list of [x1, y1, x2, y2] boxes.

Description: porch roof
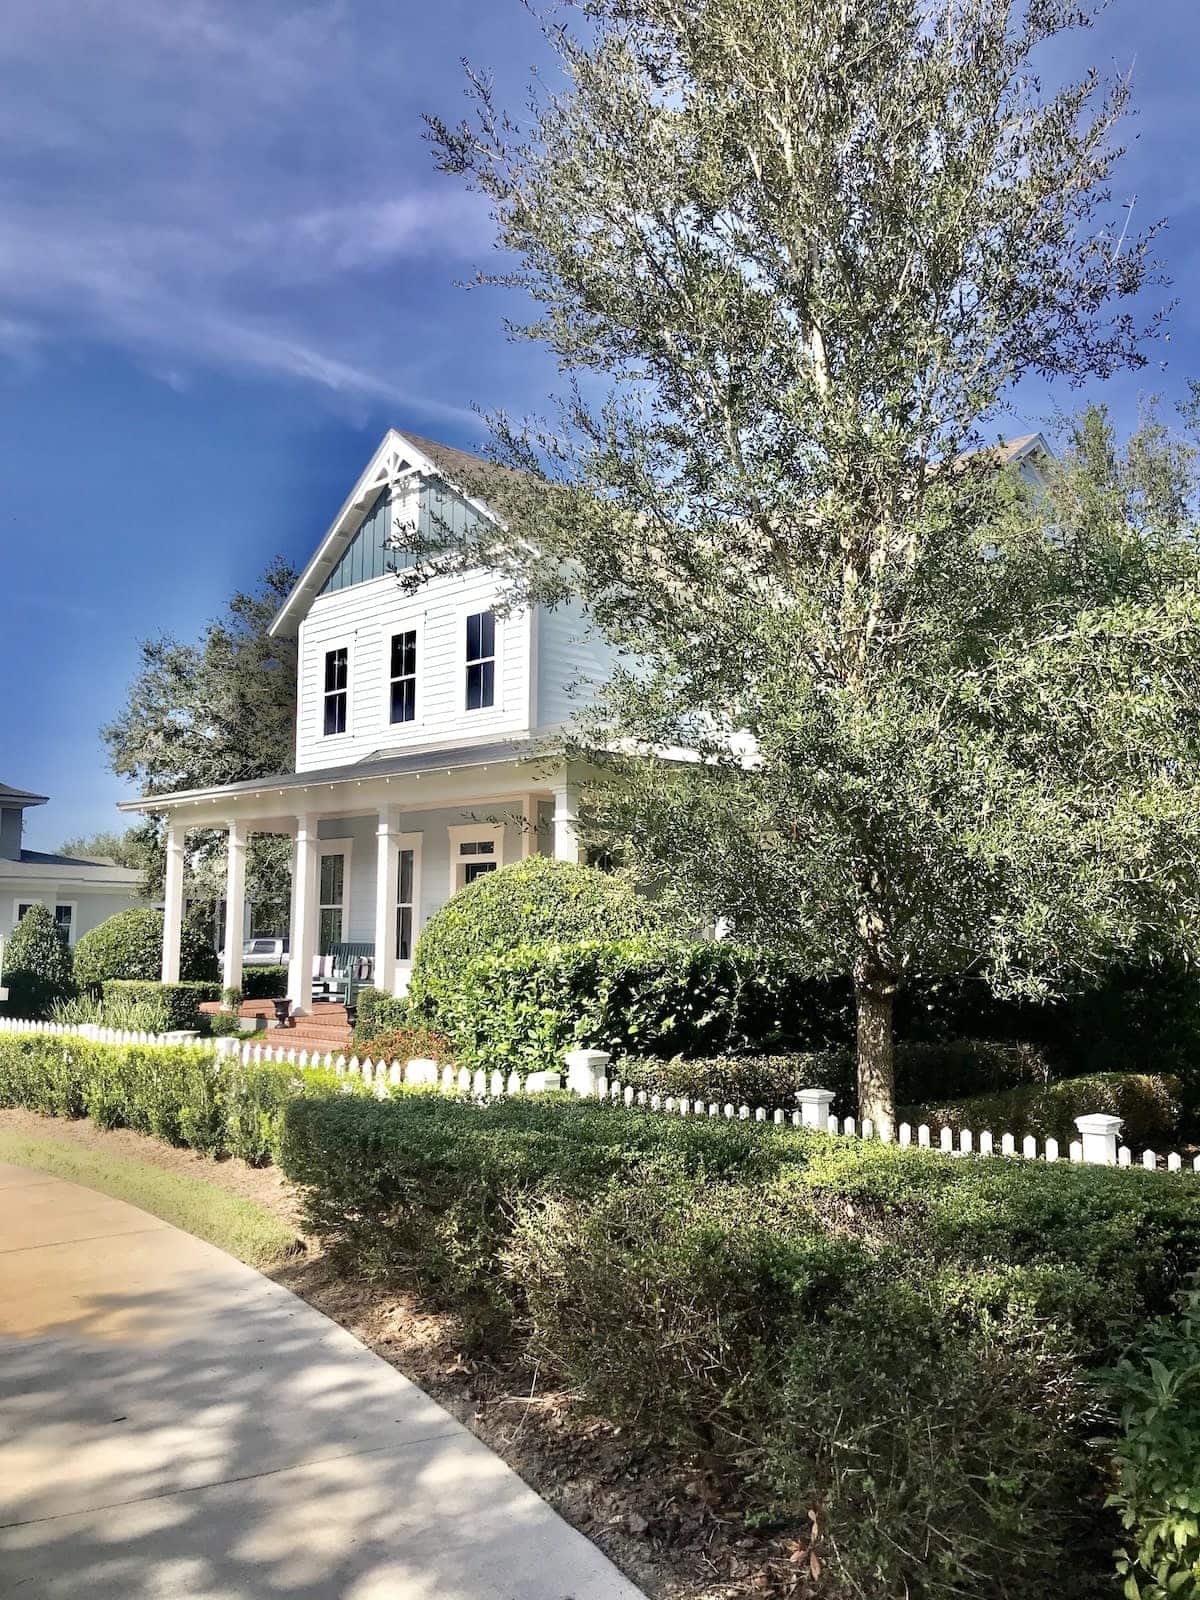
[[116, 738, 563, 815]]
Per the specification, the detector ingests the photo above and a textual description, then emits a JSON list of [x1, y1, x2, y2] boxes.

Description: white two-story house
[[120, 429, 615, 1011]]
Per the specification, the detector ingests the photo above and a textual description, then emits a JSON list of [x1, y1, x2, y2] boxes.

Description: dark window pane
[[466, 612, 481, 661], [478, 611, 495, 658], [398, 849, 414, 904], [319, 907, 342, 951], [395, 905, 413, 962], [464, 861, 497, 885], [319, 854, 344, 904], [466, 660, 494, 710], [324, 691, 347, 735], [324, 647, 347, 692], [390, 630, 416, 678], [390, 677, 415, 724]]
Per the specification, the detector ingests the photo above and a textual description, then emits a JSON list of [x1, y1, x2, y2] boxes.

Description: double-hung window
[[465, 611, 495, 711], [389, 629, 417, 724], [323, 647, 348, 736]]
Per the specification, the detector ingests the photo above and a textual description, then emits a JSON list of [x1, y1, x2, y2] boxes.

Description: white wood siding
[[534, 597, 619, 734], [296, 569, 533, 772]]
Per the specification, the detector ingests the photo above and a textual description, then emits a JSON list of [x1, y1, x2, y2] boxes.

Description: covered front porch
[[124, 745, 585, 1014]]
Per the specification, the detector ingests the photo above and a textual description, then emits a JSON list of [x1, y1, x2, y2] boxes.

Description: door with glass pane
[[395, 846, 416, 963], [318, 852, 346, 951]]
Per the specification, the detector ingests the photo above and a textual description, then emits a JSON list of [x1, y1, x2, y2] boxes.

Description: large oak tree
[[420, 0, 1200, 1122]]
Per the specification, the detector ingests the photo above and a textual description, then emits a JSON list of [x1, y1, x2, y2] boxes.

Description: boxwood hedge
[[277, 1090, 1200, 1597]]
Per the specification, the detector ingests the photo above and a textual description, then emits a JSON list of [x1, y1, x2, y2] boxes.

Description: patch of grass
[[0, 1129, 299, 1269]]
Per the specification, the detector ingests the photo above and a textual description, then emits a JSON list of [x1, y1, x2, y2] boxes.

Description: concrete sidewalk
[[0, 1162, 646, 1599]]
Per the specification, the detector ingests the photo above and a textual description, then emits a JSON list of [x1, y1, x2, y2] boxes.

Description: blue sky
[[0, 0, 1196, 850]]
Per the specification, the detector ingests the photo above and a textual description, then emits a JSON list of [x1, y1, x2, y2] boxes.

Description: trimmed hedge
[[101, 979, 221, 1031], [354, 985, 409, 1044], [0, 1030, 357, 1165], [616, 1050, 856, 1109], [409, 858, 661, 1017], [905, 1072, 1183, 1150], [73, 907, 218, 988], [278, 1091, 1200, 1596], [421, 936, 851, 1075], [241, 965, 289, 1000], [617, 1039, 1055, 1115]]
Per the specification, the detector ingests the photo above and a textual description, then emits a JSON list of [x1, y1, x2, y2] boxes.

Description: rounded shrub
[[73, 907, 218, 988], [1, 903, 74, 1017], [408, 857, 659, 1016]]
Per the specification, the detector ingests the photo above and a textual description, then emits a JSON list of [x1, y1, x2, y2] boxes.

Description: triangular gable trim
[[269, 428, 500, 638]]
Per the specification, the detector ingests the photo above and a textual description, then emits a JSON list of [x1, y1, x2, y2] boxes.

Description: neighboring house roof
[[117, 737, 561, 813], [0, 782, 48, 808], [270, 428, 513, 641], [0, 852, 143, 887]]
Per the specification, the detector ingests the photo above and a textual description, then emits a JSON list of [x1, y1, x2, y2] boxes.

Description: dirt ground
[[1, 1110, 811, 1599]]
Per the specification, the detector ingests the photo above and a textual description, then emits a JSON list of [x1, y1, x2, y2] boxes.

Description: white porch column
[[287, 814, 321, 1014], [551, 779, 582, 863], [222, 819, 248, 993], [373, 806, 400, 996], [161, 822, 187, 982]]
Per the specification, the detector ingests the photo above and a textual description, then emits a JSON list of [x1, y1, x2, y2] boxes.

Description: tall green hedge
[[278, 1091, 1200, 1597], [419, 935, 851, 1074], [408, 858, 661, 1015], [0, 903, 74, 1017], [73, 907, 218, 989]]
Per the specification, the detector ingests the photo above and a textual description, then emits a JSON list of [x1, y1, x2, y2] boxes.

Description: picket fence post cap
[[797, 1087, 835, 1107], [1074, 1113, 1123, 1137], [563, 1048, 611, 1069]]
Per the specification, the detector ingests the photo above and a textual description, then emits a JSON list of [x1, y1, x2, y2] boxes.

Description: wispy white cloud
[[0, 0, 499, 413]]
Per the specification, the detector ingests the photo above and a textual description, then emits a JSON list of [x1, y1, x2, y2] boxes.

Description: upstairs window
[[465, 611, 495, 711], [323, 647, 348, 735], [389, 629, 417, 724]]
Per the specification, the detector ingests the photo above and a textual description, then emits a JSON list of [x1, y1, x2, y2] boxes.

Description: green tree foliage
[[408, 857, 659, 1016], [1, 903, 74, 1016], [105, 558, 298, 921], [422, 0, 1196, 1121], [73, 907, 218, 989]]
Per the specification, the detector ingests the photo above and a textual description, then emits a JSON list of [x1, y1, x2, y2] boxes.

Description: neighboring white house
[[0, 782, 143, 948], [119, 428, 618, 1011]]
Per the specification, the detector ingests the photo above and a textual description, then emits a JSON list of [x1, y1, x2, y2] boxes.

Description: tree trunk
[[854, 963, 896, 1130]]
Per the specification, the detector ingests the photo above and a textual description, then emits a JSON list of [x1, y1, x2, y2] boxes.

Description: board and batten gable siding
[[295, 568, 534, 772]]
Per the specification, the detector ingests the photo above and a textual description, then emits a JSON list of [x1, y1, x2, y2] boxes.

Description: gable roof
[[269, 428, 509, 639], [0, 782, 48, 809]]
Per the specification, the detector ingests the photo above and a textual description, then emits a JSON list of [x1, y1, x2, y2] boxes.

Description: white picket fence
[[0, 1016, 201, 1047], [3, 1017, 1196, 1175]]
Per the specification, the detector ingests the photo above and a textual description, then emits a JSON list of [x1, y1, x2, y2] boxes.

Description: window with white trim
[[323, 647, 348, 735], [396, 846, 416, 962], [13, 901, 73, 943], [389, 629, 417, 724], [449, 825, 504, 895], [464, 610, 495, 711], [318, 852, 346, 950]]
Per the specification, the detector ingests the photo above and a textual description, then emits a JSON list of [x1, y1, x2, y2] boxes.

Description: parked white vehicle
[[218, 936, 289, 968]]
